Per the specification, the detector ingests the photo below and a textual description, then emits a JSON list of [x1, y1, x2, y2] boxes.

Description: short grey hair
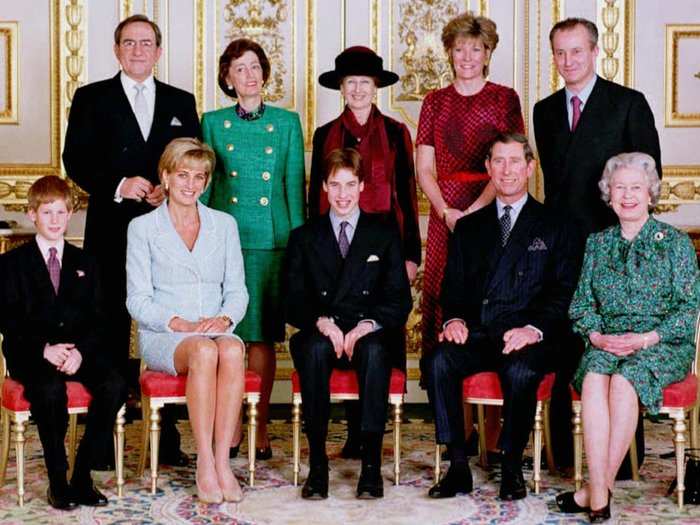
[[599, 152, 661, 208]]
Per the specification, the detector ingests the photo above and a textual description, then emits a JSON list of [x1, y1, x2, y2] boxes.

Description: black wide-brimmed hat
[[318, 46, 399, 90]]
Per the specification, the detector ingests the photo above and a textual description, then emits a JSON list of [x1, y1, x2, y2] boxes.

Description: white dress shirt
[[565, 74, 597, 130]]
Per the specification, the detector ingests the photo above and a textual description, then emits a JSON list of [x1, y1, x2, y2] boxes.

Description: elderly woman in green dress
[[201, 38, 305, 458], [556, 152, 700, 523]]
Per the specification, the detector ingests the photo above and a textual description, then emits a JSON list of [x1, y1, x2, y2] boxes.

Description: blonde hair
[[599, 152, 661, 208], [158, 138, 216, 193], [442, 12, 499, 77], [27, 176, 73, 212]]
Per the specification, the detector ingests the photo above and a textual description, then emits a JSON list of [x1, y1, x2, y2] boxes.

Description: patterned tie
[[338, 221, 350, 258], [47, 247, 60, 294], [571, 95, 582, 132], [134, 83, 149, 139], [500, 205, 512, 247]]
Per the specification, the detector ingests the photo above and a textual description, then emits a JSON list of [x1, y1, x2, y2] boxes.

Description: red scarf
[[320, 105, 395, 219]]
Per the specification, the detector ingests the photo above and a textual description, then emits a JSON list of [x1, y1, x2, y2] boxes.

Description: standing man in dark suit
[[285, 148, 412, 500], [425, 133, 579, 501], [62, 14, 200, 467], [0, 177, 127, 510], [533, 17, 661, 471]]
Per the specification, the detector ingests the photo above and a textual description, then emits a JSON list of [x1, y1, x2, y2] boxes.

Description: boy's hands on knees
[[343, 322, 374, 360], [316, 317, 344, 358], [43, 343, 75, 368], [59, 348, 83, 375]]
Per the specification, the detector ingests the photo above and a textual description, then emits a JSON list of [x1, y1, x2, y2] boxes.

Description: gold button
[[231, 196, 238, 204], [224, 120, 232, 129], [266, 124, 274, 132], [230, 170, 238, 177], [262, 171, 271, 181], [264, 146, 273, 154], [226, 144, 234, 152], [259, 197, 269, 206]]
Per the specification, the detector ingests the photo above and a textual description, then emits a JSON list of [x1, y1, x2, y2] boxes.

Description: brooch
[[654, 231, 665, 241]]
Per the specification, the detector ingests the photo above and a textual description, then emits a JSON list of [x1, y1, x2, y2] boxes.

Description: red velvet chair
[[571, 314, 700, 509], [137, 368, 262, 493], [290, 368, 406, 486], [434, 372, 556, 494], [0, 354, 126, 507]]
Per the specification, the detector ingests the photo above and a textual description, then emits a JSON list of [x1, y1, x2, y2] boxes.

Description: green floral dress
[[571, 218, 700, 414]]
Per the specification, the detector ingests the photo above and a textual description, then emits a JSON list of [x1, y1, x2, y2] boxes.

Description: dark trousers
[[12, 359, 127, 487], [290, 329, 391, 463], [424, 332, 551, 462]]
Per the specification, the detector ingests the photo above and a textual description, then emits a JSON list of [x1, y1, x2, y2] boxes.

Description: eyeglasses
[[120, 40, 156, 50]]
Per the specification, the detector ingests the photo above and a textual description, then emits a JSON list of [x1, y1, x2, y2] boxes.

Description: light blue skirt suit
[[126, 201, 249, 375]]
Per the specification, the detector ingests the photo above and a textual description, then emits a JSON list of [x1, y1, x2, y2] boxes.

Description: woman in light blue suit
[[127, 138, 248, 504]]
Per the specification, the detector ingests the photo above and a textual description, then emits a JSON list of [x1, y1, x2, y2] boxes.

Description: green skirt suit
[[570, 218, 700, 414], [201, 105, 306, 342]]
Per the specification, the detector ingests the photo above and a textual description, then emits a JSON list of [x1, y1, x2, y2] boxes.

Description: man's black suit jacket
[[533, 76, 661, 238], [62, 73, 201, 287], [441, 197, 579, 346], [285, 212, 413, 365], [0, 240, 105, 381]]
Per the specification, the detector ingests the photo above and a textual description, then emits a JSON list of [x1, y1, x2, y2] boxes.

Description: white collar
[[35, 235, 65, 263]]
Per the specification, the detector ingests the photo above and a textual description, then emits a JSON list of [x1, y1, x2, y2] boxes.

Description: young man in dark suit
[[62, 14, 200, 467], [0, 177, 127, 510], [424, 133, 579, 501], [285, 148, 412, 500], [533, 17, 661, 472]]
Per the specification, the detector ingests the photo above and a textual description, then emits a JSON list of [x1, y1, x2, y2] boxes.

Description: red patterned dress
[[417, 82, 524, 358]]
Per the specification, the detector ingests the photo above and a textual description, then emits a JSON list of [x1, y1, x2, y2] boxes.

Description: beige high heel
[[196, 478, 223, 504]]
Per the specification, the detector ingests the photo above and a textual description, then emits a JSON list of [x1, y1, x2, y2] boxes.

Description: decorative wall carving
[[595, 0, 634, 87], [0, 22, 18, 124], [665, 24, 700, 127]]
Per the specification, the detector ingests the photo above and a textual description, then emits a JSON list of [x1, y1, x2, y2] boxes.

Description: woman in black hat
[[308, 46, 421, 457]]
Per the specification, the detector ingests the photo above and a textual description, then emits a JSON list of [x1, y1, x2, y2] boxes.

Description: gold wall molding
[[0, 22, 19, 124], [665, 24, 700, 127], [596, 0, 634, 87], [657, 166, 700, 211], [0, 0, 62, 208], [119, 0, 134, 20], [548, 0, 563, 94], [305, 0, 315, 149], [370, 0, 380, 51], [194, 0, 206, 115]]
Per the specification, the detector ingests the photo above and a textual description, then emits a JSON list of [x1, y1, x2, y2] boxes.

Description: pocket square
[[76, 270, 85, 277], [527, 238, 548, 251], [367, 254, 380, 262], [170, 117, 182, 126]]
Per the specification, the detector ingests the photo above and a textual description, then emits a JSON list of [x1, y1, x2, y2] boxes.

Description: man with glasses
[[63, 14, 200, 469]]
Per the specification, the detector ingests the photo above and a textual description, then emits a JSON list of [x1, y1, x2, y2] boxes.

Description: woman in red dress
[[418, 11, 524, 360]]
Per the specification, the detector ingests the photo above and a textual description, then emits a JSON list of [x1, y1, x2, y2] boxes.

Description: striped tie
[[338, 221, 350, 258], [500, 205, 512, 247], [47, 247, 60, 294]]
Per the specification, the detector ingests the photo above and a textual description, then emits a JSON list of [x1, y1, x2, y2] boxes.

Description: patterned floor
[[1, 417, 699, 524]]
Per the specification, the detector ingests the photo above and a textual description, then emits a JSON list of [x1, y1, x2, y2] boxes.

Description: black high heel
[[588, 490, 612, 523], [555, 491, 589, 513]]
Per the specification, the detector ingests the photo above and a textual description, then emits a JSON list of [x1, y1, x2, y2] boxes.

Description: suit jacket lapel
[[333, 212, 370, 302], [487, 198, 537, 294], [565, 77, 607, 161], [153, 203, 201, 276], [148, 80, 169, 144], [57, 244, 80, 302], [27, 240, 58, 300], [312, 216, 343, 284]]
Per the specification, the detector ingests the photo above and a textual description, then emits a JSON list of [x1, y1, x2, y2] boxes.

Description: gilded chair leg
[[476, 404, 487, 469], [292, 401, 301, 487], [393, 402, 402, 486], [572, 401, 583, 491], [13, 417, 25, 507], [248, 400, 257, 487], [137, 397, 151, 478], [543, 402, 556, 474], [690, 406, 699, 451], [67, 413, 78, 480], [672, 411, 688, 510], [115, 405, 126, 498], [0, 409, 10, 487], [434, 444, 441, 482], [628, 432, 640, 482], [533, 402, 543, 494], [149, 404, 161, 495]]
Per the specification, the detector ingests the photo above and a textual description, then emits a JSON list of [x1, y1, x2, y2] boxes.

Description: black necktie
[[338, 221, 350, 258], [500, 205, 512, 247]]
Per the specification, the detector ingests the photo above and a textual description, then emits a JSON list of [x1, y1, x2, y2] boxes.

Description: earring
[[164, 182, 169, 191], [227, 84, 233, 90]]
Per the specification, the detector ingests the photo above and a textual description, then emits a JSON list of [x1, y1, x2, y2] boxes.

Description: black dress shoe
[[499, 462, 527, 501], [229, 444, 240, 459], [588, 490, 612, 523], [255, 446, 272, 460], [301, 463, 329, 500], [47, 486, 78, 511], [356, 465, 383, 499], [428, 466, 473, 498], [555, 491, 590, 513], [73, 483, 108, 507], [340, 438, 362, 460], [159, 449, 189, 467]]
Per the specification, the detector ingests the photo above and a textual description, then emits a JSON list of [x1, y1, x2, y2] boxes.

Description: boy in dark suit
[[285, 148, 412, 500], [424, 133, 579, 501], [0, 177, 127, 510]]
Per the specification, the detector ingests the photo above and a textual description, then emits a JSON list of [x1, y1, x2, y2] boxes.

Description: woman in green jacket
[[201, 38, 305, 458]]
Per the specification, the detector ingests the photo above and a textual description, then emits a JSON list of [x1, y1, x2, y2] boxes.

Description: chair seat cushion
[[662, 374, 698, 409], [1, 378, 92, 411], [463, 372, 555, 402], [291, 368, 406, 396], [140, 370, 262, 397]]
